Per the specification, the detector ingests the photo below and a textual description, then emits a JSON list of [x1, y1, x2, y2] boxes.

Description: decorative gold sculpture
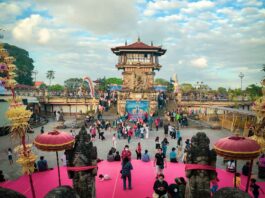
[[251, 79, 265, 151]]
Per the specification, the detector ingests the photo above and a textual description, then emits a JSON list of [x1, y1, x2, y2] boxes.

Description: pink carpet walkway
[[1, 160, 265, 198]]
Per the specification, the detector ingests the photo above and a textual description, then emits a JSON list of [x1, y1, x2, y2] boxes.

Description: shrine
[[111, 38, 166, 119]]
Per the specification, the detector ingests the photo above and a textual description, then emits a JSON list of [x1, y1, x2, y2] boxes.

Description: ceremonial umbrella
[[214, 136, 261, 192], [33, 130, 75, 186]]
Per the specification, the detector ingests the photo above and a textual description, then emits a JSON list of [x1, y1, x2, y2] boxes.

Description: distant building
[[34, 81, 44, 88]]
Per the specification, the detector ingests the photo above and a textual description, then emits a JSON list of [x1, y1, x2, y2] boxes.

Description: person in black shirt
[[242, 162, 250, 176], [114, 151, 121, 161], [168, 178, 179, 198], [0, 170, 5, 182], [153, 174, 168, 198], [154, 148, 167, 176], [250, 178, 264, 198]]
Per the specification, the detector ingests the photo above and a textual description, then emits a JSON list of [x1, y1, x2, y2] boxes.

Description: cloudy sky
[[0, 0, 264, 89]]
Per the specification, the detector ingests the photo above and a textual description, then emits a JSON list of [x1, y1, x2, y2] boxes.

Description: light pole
[[32, 70, 38, 83], [239, 72, 244, 91]]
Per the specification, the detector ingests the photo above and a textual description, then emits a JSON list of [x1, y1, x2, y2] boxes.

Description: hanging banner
[[108, 84, 122, 92], [153, 85, 167, 92], [126, 100, 149, 121]]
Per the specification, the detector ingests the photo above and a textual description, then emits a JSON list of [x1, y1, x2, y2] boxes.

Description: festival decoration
[[214, 135, 261, 192], [34, 130, 75, 186], [251, 79, 265, 151], [1, 42, 36, 198], [83, 76, 95, 98]]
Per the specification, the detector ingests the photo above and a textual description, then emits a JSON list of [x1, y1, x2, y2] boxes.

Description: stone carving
[[185, 132, 217, 198], [212, 187, 251, 198], [45, 185, 79, 198], [0, 187, 26, 198], [66, 126, 98, 198]]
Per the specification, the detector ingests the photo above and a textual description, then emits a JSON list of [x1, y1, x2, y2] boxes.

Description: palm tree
[[46, 70, 55, 86]]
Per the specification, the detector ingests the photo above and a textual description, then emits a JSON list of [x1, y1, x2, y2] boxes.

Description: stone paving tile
[[0, 116, 263, 182]]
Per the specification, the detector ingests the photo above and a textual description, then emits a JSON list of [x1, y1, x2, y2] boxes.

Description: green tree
[[3, 43, 35, 85], [64, 78, 83, 92], [106, 77, 123, 85], [46, 70, 55, 86], [180, 83, 194, 94], [39, 83, 47, 90], [245, 84, 262, 101], [155, 78, 169, 86], [217, 87, 227, 96], [48, 84, 64, 92]]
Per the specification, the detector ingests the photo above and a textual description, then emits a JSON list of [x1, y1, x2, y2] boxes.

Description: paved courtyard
[[0, 116, 263, 182]]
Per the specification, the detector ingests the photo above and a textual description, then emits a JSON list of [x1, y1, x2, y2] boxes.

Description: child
[[112, 134, 117, 149], [7, 148, 13, 165], [251, 178, 264, 198], [233, 172, 241, 188], [99, 174, 111, 181], [211, 172, 219, 195]]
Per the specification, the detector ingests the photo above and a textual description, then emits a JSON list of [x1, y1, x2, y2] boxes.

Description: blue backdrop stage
[[125, 100, 149, 120]]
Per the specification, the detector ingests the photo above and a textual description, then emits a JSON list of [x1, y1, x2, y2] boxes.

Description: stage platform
[[1, 160, 264, 198]]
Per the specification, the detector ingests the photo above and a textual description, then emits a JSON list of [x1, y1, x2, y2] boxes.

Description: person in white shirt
[[60, 152, 67, 166], [112, 134, 117, 149], [227, 160, 236, 172], [145, 124, 149, 139]]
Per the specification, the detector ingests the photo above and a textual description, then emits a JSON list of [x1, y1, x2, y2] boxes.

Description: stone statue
[[66, 126, 98, 198], [45, 185, 79, 198], [0, 187, 26, 198], [212, 187, 251, 198], [185, 132, 217, 198]]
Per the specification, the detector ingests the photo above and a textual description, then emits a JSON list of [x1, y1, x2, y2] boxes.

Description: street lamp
[[239, 72, 244, 91], [32, 70, 38, 83]]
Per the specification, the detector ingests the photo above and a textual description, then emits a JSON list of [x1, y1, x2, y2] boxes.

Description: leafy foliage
[[48, 84, 64, 92], [245, 84, 262, 101], [46, 70, 55, 85], [155, 78, 169, 85], [180, 83, 194, 94], [217, 87, 227, 96], [105, 77, 123, 85], [3, 43, 34, 85]]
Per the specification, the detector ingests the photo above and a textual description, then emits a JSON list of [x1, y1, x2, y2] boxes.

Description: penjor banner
[[126, 100, 149, 120]]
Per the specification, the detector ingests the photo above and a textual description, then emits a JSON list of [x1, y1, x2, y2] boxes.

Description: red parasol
[[214, 136, 261, 192], [33, 130, 75, 186]]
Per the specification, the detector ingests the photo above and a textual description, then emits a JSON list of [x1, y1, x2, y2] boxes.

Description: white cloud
[[34, 0, 139, 34], [38, 28, 51, 44], [181, 0, 215, 13], [191, 57, 208, 68], [158, 14, 183, 22], [12, 15, 42, 42], [144, 0, 182, 16]]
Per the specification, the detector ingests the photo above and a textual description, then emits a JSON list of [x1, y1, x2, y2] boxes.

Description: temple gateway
[[111, 38, 166, 119]]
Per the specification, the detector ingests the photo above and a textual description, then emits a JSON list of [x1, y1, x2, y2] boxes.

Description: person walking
[[112, 134, 117, 149], [164, 122, 169, 137], [161, 138, 169, 156], [154, 148, 167, 176], [135, 142, 142, 160], [170, 147, 178, 163], [145, 124, 149, 139], [121, 157, 133, 190], [7, 148, 13, 165], [155, 118, 160, 131], [128, 127, 133, 144]]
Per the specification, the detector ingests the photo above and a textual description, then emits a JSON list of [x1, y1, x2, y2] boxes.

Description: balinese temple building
[[111, 38, 166, 119]]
